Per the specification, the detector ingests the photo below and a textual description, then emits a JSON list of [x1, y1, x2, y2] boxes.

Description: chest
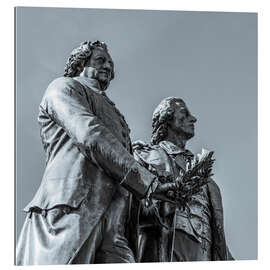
[[175, 186, 212, 244], [91, 92, 131, 150], [149, 152, 212, 243]]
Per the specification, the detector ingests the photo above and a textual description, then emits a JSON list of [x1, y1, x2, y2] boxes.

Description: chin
[[98, 79, 111, 91]]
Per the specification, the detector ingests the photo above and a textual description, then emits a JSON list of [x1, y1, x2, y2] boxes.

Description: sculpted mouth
[[99, 70, 110, 76]]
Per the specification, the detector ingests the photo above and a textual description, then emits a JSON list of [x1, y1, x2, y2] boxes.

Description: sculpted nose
[[190, 115, 197, 123], [104, 61, 112, 71]]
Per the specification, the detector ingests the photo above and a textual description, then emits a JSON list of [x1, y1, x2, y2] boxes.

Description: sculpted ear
[[166, 119, 172, 126], [83, 56, 91, 66], [166, 116, 174, 128], [76, 62, 85, 75]]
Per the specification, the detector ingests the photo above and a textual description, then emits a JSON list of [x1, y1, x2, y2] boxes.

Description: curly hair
[[64, 40, 115, 79], [151, 97, 185, 145]]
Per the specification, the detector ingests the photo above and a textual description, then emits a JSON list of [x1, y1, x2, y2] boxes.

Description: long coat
[[131, 141, 233, 262], [16, 76, 155, 265]]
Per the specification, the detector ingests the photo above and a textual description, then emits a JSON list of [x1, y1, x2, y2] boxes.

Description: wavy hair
[[151, 97, 184, 145], [64, 40, 114, 79]]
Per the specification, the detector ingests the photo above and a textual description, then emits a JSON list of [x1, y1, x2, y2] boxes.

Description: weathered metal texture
[[16, 41, 157, 265], [132, 97, 233, 262]]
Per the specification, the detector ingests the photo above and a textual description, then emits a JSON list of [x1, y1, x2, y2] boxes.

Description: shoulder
[[207, 177, 224, 206], [46, 77, 83, 93], [48, 76, 83, 89], [133, 141, 165, 166], [45, 76, 86, 99], [207, 178, 221, 193]]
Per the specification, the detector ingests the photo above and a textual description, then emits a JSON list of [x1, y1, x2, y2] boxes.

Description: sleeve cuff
[[120, 162, 157, 199], [145, 178, 159, 207]]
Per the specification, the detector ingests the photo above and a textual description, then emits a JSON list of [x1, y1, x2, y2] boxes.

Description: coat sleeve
[[42, 77, 156, 199], [226, 246, 234, 260], [207, 178, 234, 260]]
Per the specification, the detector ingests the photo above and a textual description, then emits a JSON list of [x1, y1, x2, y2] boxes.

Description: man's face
[[169, 100, 197, 140], [83, 47, 114, 89]]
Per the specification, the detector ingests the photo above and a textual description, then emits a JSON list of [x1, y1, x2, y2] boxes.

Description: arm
[[43, 77, 155, 199], [207, 178, 233, 260]]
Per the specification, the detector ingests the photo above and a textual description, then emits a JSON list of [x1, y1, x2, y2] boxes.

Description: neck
[[165, 129, 187, 150]]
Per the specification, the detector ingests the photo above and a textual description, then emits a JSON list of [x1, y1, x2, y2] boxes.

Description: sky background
[[16, 7, 257, 260]]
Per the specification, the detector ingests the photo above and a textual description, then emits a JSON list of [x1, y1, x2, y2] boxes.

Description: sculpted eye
[[180, 108, 188, 116], [95, 57, 105, 64], [180, 108, 186, 113]]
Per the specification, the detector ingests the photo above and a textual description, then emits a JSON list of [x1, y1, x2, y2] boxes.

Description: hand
[[151, 182, 177, 203]]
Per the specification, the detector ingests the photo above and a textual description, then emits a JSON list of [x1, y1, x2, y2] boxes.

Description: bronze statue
[[16, 41, 175, 265], [131, 97, 234, 262]]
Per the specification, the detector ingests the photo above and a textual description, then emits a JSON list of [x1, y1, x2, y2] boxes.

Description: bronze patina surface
[[132, 97, 234, 262], [16, 41, 174, 265]]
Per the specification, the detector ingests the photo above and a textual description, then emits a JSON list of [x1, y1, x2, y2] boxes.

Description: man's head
[[151, 97, 197, 145], [64, 41, 114, 90]]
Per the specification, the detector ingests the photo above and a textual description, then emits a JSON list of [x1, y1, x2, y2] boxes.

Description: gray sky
[[16, 7, 257, 260]]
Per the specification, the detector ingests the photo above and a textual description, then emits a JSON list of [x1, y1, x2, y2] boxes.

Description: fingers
[[166, 190, 175, 198], [152, 194, 177, 204], [158, 182, 176, 192]]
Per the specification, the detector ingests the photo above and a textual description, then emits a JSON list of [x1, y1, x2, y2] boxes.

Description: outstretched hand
[[151, 174, 209, 207], [151, 182, 177, 204]]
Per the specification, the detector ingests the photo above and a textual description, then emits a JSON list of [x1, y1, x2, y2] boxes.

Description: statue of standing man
[[16, 41, 175, 265], [132, 97, 234, 262]]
